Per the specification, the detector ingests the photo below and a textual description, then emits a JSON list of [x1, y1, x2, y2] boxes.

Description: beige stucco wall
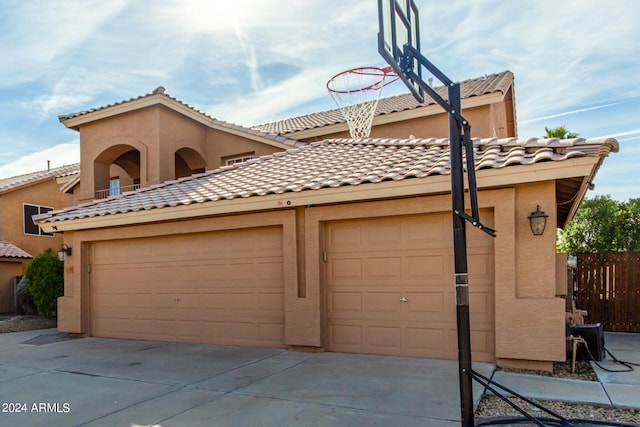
[[57, 180, 565, 366], [297, 97, 516, 143], [0, 179, 66, 259]]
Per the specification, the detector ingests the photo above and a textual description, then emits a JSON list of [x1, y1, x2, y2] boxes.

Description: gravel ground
[[499, 361, 599, 382], [476, 396, 640, 425], [475, 360, 640, 425], [0, 315, 56, 333]]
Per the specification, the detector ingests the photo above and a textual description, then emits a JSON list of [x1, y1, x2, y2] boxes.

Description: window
[[23, 204, 53, 237], [225, 154, 255, 166], [109, 178, 120, 196]]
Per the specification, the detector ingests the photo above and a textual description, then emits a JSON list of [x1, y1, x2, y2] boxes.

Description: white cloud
[[594, 129, 640, 139], [0, 0, 128, 84], [0, 141, 79, 179], [0, 0, 638, 200], [520, 103, 621, 124], [234, 20, 262, 92], [207, 67, 341, 125]]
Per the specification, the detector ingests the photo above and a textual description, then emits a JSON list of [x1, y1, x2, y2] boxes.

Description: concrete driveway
[[0, 329, 494, 427]]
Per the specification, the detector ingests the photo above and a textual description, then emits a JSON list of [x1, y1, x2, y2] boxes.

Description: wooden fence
[[575, 252, 640, 332]]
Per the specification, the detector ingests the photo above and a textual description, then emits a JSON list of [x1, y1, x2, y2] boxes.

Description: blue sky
[[0, 0, 638, 200]]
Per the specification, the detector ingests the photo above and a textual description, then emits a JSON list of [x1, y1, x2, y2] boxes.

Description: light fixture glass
[[528, 205, 548, 236], [58, 244, 72, 262]]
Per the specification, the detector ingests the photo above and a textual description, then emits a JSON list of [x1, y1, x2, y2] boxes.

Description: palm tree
[[545, 125, 579, 139]]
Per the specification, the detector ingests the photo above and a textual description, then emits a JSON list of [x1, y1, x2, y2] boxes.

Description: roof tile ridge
[[0, 162, 80, 182]]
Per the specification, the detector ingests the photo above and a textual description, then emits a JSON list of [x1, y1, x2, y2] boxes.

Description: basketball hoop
[[326, 66, 398, 139]]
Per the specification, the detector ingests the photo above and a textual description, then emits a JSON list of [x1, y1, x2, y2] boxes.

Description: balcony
[[95, 184, 140, 200]]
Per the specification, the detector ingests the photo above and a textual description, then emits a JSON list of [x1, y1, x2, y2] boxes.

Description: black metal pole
[[448, 82, 474, 427]]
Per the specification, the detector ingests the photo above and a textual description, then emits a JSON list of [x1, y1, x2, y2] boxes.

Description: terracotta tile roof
[[0, 242, 32, 259], [59, 87, 305, 148], [36, 136, 617, 225], [253, 71, 514, 135], [0, 164, 80, 194]]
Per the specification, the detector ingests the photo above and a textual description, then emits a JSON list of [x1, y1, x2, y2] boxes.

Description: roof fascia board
[[61, 96, 295, 150], [564, 156, 605, 226], [61, 96, 177, 130], [39, 156, 597, 233]]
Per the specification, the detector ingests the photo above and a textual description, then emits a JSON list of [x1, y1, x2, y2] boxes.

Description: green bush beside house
[[24, 248, 64, 318]]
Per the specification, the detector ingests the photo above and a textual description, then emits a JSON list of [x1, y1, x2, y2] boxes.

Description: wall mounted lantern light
[[528, 205, 549, 236], [57, 244, 72, 262]]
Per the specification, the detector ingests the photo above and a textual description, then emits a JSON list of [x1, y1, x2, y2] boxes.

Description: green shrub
[[24, 248, 64, 318]]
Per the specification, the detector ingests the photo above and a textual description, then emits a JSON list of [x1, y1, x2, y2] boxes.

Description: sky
[[0, 0, 638, 200]]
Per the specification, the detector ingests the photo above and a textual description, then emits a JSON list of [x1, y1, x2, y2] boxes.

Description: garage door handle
[[400, 297, 408, 303]]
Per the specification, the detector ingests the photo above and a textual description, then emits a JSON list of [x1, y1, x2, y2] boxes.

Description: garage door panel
[[367, 326, 402, 349], [471, 330, 494, 362], [405, 215, 449, 248], [329, 291, 363, 314], [198, 292, 226, 309], [469, 292, 493, 316], [90, 226, 285, 348], [407, 327, 447, 352], [405, 291, 446, 319], [364, 222, 401, 248], [326, 213, 494, 360], [259, 323, 285, 343], [406, 255, 446, 281], [329, 258, 363, 280], [367, 292, 402, 313], [366, 257, 401, 279], [259, 292, 284, 311], [327, 224, 363, 250], [330, 323, 363, 347]]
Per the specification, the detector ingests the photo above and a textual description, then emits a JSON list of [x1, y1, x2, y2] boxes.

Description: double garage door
[[89, 213, 494, 361], [89, 226, 285, 347], [325, 212, 495, 361]]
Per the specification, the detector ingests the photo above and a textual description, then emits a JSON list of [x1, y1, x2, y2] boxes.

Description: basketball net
[[327, 67, 397, 139]]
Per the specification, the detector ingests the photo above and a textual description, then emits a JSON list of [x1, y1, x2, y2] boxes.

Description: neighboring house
[[0, 164, 79, 312], [254, 71, 516, 141], [36, 132, 618, 370], [0, 242, 32, 313]]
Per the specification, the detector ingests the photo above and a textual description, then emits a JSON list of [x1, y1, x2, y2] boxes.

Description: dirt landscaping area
[[0, 315, 56, 333]]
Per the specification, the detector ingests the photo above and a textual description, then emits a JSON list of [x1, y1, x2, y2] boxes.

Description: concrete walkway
[[490, 332, 640, 410], [0, 329, 494, 427]]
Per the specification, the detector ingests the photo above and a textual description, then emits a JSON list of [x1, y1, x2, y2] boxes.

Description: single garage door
[[325, 212, 494, 361], [90, 226, 285, 347]]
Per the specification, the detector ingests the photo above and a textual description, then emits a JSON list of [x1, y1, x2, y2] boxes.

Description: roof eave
[[59, 95, 299, 150], [36, 156, 598, 233], [562, 137, 619, 227]]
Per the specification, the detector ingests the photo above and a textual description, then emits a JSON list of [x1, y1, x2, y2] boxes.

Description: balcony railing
[[95, 184, 141, 200]]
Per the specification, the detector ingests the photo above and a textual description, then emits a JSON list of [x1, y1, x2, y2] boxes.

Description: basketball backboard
[[377, 0, 423, 101]]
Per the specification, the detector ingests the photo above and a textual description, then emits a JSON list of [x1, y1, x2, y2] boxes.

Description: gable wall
[[72, 106, 289, 204], [76, 108, 160, 202]]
